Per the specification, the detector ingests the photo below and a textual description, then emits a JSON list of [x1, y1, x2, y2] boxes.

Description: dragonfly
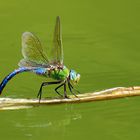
[[0, 16, 80, 101]]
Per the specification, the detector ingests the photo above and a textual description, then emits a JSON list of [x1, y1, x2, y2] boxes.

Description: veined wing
[[19, 59, 50, 68], [50, 16, 63, 65], [19, 32, 49, 67]]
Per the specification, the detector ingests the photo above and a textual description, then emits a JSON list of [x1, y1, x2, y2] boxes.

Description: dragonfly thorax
[[50, 66, 69, 81]]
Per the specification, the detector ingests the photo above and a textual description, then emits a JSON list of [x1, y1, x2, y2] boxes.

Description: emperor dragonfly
[[0, 16, 80, 101]]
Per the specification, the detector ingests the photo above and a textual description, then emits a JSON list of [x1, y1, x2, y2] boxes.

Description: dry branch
[[0, 86, 140, 110]]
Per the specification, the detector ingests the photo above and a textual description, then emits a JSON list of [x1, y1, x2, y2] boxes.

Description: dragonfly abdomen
[[0, 67, 32, 94], [32, 68, 48, 76]]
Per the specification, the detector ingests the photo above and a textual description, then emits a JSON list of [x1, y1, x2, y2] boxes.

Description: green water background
[[0, 0, 140, 139]]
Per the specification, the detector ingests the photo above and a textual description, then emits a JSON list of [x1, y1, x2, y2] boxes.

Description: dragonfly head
[[69, 69, 80, 85]]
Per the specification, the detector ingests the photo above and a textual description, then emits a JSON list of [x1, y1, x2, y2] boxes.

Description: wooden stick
[[0, 86, 140, 110]]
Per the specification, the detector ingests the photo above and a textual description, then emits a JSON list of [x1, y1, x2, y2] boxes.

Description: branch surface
[[0, 86, 140, 110]]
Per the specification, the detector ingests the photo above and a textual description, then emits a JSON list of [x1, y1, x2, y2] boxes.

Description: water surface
[[0, 0, 140, 139]]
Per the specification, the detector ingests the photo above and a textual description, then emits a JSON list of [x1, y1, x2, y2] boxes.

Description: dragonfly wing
[[18, 59, 50, 68], [50, 16, 63, 65], [20, 32, 49, 67]]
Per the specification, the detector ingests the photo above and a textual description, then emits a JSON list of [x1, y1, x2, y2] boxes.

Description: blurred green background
[[0, 0, 140, 139]]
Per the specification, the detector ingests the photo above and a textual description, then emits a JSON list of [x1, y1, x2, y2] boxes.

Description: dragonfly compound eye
[[69, 70, 80, 84]]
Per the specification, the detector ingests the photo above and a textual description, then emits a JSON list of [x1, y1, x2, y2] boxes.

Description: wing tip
[[22, 31, 33, 37], [56, 16, 60, 22]]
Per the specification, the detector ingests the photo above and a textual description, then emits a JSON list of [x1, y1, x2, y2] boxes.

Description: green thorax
[[50, 66, 69, 81]]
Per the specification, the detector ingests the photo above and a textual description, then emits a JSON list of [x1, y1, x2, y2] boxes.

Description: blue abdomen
[[32, 68, 48, 77], [0, 67, 32, 94]]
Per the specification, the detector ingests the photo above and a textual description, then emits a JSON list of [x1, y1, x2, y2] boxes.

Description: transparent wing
[[18, 59, 50, 68], [50, 16, 63, 65], [19, 32, 49, 67]]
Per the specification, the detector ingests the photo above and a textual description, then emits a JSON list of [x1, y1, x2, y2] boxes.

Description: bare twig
[[0, 86, 140, 110]]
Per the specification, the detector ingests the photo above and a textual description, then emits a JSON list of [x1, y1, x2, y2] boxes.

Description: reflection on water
[[15, 110, 82, 128], [1, 96, 140, 140], [9, 104, 82, 139]]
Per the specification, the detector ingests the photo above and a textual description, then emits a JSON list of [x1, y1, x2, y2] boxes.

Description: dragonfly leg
[[68, 82, 79, 97], [37, 81, 62, 102], [55, 81, 69, 98], [64, 81, 69, 98], [55, 83, 64, 97], [70, 82, 80, 94]]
